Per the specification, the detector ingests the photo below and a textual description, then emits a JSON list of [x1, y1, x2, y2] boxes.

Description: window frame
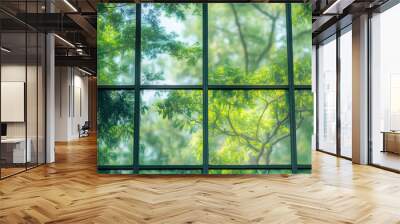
[[97, 3, 312, 174], [315, 24, 353, 161]]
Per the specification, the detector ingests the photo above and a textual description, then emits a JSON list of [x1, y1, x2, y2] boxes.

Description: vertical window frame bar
[[286, 4, 298, 173], [133, 3, 141, 173], [202, 3, 209, 174], [336, 29, 341, 157]]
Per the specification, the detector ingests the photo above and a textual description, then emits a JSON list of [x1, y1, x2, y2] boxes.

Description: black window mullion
[[316, 45, 319, 151], [98, 85, 136, 90], [202, 3, 209, 174], [133, 3, 141, 173], [140, 85, 202, 90], [336, 30, 341, 157], [25, 1, 28, 171], [286, 4, 298, 173]]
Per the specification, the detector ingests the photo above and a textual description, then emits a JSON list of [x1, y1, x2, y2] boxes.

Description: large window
[[371, 4, 400, 171], [339, 28, 352, 158], [97, 3, 312, 174], [316, 25, 353, 160], [317, 36, 337, 154]]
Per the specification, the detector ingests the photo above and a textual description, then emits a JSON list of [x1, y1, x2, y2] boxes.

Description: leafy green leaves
[[97, 90, 134, 165], [98, 3, 136, 85]]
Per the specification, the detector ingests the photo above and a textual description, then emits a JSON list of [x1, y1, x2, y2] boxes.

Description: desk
[[382, 131, 400, 154], [1, 138, 31, 163]]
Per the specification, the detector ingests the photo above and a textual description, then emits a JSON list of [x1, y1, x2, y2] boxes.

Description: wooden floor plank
[[0, 135, 400, 223]]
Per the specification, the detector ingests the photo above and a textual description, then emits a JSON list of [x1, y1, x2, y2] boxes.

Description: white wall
[[1, 65, 39, 138], [1, 63, 46, 164], [1, 65, 26, 139], [55, 67, 89, 141]]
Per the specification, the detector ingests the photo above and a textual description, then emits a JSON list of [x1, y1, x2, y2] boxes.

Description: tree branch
[[256, 143, 267, 164], [251, 4, 275, 20], [265, 113, 306, 164], [230, 4, 249, 75], [255, 103, 269, 141], [255, 18, 277, 68]]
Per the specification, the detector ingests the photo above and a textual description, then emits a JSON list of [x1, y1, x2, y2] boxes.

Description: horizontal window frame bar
[[98, 85, 312, 91], [98, 85, 136, 90], [141, 85, 202, 90], [97, 164, 311, 170]]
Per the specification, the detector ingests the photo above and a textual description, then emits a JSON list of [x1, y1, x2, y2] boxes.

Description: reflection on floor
[[373, 150, 400, 171], [0, 135, 400, 223], [0, 162, 42, 178], [0, 167, 25, 177]]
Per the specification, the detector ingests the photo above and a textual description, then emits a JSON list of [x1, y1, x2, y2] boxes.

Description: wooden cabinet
[[382, 132, 400, 154]]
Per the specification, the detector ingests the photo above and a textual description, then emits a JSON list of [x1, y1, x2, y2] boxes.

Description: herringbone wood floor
[[1, 136, 400, 224]]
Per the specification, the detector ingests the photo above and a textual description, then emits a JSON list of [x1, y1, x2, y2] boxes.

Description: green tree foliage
[[97, 3, 313, 168], [208, 4, 288, 84], [141, 3, 202, 84], [209, 90, 291, 165], [97, 4, 136, 85], [140, 90, 203, 165], [98, 90, 134, 165], [292, 4, 312, 85]]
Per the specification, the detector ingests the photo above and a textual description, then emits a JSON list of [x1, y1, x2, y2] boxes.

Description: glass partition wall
[[97, 3, 313, 174], [316, 26, 352, 159], [0, 2, 46, 179]]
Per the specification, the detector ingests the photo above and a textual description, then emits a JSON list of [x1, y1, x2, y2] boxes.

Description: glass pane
[[97, 90, 134, 166], [97, 3, 135, 85], [292, 3, 312, 85], [141, 3, 202, 85], [317, 38, 337, 154], [208, 3, 287, 85], [140, 90, 203, 165], [209, 90, 291, 165], [296, 91, 313, 165], [1, 31, 27, 177], [340, 30, 352, 158]]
